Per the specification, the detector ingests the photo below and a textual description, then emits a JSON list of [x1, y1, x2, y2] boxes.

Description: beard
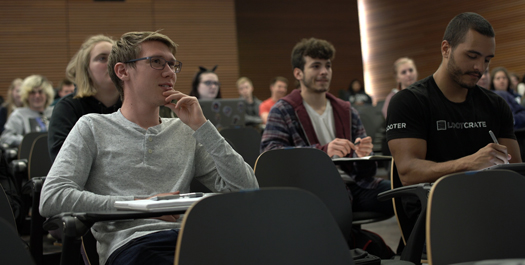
[[448, 52, 481, 89], [302, 76, 329, 94]]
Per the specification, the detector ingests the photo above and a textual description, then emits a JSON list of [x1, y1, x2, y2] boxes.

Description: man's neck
[[94, 87, 120, 108], [433, 65, 469, 103], [120, 99, 161, 130], [301, 88, 327, 115]]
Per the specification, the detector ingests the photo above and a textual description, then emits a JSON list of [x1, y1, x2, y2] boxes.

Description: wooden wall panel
[[361, 0, 525, 102], [0, 1, 69, 97], [0, 0, 238, 99], [235, 0, 363, 101], [154, 0, 239, 97], [67, 1, 154, 56]]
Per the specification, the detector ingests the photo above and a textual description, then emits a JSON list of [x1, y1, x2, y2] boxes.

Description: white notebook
[[114, 193, 216, 212]]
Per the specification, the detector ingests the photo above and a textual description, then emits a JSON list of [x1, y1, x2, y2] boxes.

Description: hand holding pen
[[489, 130, 509, 164]]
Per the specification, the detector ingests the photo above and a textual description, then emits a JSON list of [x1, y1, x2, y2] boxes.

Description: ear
[[114, 62, 129, 81], [441, 40, 451, 59], [293, 68, 303, 81]]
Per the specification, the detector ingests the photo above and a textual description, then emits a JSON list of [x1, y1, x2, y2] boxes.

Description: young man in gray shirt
[[40, 31, 259, 265]]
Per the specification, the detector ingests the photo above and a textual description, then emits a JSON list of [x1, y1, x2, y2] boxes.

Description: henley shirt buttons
[[148, 137, 152, 142], [148, 149, 153, 154]]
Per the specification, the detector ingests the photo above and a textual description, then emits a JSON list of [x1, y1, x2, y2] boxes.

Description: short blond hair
[[237, 77, 253, 88], [108, 31, 178, 99], [66, 35, 115, 98], [19, 75, 55, 108]]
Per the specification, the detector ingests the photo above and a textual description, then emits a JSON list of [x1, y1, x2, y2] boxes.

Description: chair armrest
[[43, 209, 187, 265], [1, 145, 18, 162], [377, 183, 432, 264], [10, 158, 28, 178], [377, 183, 432, 203]]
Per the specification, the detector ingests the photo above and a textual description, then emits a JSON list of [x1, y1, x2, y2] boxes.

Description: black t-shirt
[[386, 75, 515, 163]]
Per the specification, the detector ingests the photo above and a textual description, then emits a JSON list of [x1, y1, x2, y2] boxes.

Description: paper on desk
[[114, 193, 217, 212], [332, 155, 392, 162]]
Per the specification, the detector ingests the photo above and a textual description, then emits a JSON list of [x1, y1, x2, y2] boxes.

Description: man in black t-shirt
[[386, 12, 522, 187]]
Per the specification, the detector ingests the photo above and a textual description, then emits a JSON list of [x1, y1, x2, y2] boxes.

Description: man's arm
[[47, 98, 79, 162], [164, 90, 258, 191], [39, 117, 134, 217], [0, 111, 24, 147], [390, 137, 517, 186]]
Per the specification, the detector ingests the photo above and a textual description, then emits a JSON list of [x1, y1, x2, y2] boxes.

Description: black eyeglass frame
[[124, 56, 182, 73]]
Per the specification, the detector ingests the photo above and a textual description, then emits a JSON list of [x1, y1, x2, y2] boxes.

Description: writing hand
[[327, 138, 353, 158], [352, 136, 373, 157]]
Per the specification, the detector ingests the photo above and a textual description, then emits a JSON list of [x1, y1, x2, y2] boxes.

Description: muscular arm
[[390, 137, 520, 186]]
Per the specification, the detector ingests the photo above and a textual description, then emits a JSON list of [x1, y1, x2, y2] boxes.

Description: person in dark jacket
[[48, 35, 122, 162]]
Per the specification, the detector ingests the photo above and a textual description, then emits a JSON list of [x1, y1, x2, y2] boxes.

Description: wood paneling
[[361, 0, 525, 102], [154, 0, 239, 97], [0, 1, 69, 95], [235, 0, 363, 101], [3, 0, 524, 105], [0, 0, 239, 98]]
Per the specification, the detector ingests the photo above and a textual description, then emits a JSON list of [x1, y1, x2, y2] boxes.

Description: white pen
[[488, 130, 509, 164]]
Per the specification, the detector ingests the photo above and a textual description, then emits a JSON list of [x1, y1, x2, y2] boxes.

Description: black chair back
[[219, 127, 261, 168], [427, 169, 525, 265], [175, 188, 354, 265], [254, 148, 354, 243], [0, 218, 35, 265], [18, 132, 46, 160]]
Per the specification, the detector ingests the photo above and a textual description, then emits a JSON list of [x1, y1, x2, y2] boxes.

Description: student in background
[[51, 79, 75, 106], [491, 66, 521, 104], [1, 75, 54, 147], [259, 76, 288, 124], [189, 65, 221, 100], [485, 67, 525, 130], [339, 79, 372, 106], [382, 57, 418, 118], [48, 35, 122, 162], [237, 77, 263, 126], [0, 78, 24, 132]]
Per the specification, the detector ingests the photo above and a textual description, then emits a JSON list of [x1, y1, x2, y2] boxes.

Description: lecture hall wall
[[1, 0, 524, 104]]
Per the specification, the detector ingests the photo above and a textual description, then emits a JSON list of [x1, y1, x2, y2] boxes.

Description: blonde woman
[[0, 75, 54, 147], [382, 57, 418, 118], [0, 78, 24, 132], [48, 35, 121, 161]]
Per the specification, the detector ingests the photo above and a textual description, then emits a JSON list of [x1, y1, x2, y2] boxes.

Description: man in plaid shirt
[[260, 38, 392, 215]]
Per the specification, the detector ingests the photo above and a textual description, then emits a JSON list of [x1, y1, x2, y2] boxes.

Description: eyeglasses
[[124, 56, 182, 73], [29, 90, 44, 95], [201, 81, 221, 87]]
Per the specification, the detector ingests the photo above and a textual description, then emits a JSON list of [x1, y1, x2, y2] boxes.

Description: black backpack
[[351, 227, 396, 259]]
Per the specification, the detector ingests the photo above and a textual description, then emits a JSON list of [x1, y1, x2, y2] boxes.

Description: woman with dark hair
[[189, 65, 222, 100], [491, 66, 521, 104], [489, 66, 525, 129], [339, 79, 372, 106]]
